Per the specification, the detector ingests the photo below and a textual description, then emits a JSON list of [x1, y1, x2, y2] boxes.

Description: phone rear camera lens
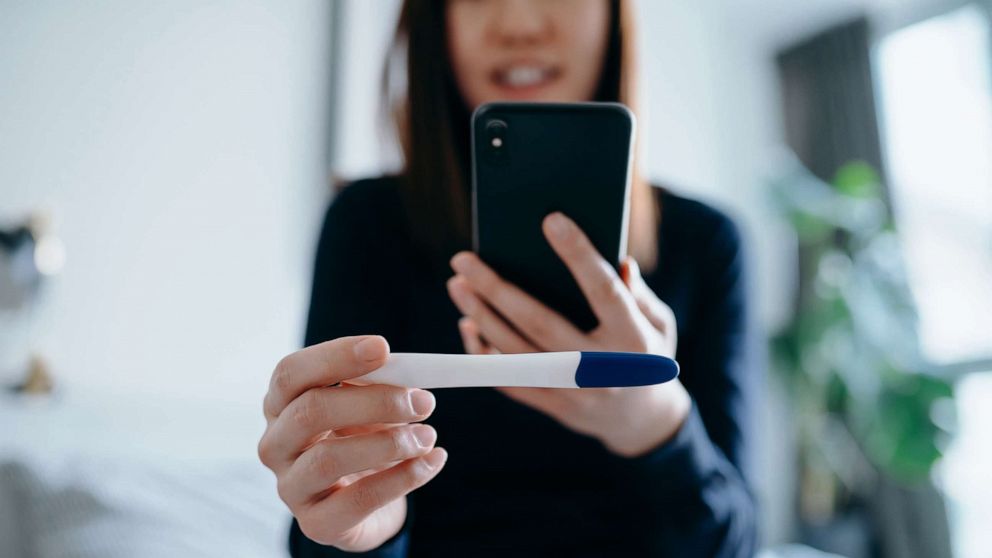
[[486, 119, 507, 151], [486, 119, 508, 133]]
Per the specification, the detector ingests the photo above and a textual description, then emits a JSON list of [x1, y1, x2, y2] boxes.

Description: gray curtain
[[777, 18, 887, 189]]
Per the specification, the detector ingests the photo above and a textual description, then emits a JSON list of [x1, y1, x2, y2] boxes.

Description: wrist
[[604, 382, 691, 458]]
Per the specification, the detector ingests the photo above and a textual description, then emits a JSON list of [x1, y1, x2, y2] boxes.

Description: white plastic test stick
[[355, 351, 679, 389]]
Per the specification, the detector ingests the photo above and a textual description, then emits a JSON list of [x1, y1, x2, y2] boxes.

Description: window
[[875, 7, 992, 556], [875, 4, 992, 365]]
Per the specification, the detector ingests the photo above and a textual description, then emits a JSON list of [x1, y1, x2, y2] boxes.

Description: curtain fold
[[777, 18, 887, 193]]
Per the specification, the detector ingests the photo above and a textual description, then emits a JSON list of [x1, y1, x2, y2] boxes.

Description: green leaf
[[833, 161, 881, 199]]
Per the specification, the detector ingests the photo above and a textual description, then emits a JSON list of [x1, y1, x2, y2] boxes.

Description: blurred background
[[1, 0, 989, 556]]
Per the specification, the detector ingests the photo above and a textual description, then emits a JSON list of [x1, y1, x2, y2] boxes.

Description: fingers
[[298, 447, 448, 538], [264, 335, 390, 420], [278, 423, 438, 507], [448, 276, 535, 353], [457, 317, 501, 355], [259, 336, 448, 551], [259, 384, 436, 470], [449, 252, 583, 350], [542, 212, 640, 329]]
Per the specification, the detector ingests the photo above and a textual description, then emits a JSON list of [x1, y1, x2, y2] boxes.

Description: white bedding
[[0, 390, 290, 558]]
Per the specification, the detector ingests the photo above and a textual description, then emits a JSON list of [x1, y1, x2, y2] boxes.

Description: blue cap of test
[[574, 351, 680, 388]]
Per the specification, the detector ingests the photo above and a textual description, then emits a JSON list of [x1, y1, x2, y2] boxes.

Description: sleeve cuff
[[618, 402, 723, 499], [289, 515, 410, 557]]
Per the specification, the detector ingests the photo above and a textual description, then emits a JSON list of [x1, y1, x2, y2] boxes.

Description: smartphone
[[471, 102, 635, 332]]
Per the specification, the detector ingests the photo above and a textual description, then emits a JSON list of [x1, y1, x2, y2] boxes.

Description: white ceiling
[[719, 0, 946, 51]]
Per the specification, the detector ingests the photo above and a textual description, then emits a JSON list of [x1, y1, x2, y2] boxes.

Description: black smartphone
[[471, 102, 635, 332]]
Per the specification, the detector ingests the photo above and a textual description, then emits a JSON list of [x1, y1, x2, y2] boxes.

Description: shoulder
[[311, 175, 411, 266], [655, 187, 742, 258], [326, 175, 404, 217], [318, 175, 405, 236]]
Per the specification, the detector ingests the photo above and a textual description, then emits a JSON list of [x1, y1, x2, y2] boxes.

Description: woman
[[258, 0, 759, 556]]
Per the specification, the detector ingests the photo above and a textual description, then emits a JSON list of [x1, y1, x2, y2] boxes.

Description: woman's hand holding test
[[258, 336, 447, 552], [448, 212, 691, 457]]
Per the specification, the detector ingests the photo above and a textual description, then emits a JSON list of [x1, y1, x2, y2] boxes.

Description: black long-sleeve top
[[290, 176, 759, 557]]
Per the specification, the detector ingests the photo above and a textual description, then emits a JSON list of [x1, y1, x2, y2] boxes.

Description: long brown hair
[[383, 0, 658, 273]]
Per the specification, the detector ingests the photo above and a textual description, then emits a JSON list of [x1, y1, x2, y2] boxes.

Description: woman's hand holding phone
[[257, 336, 447, 552], [448, 211, 691, 457]]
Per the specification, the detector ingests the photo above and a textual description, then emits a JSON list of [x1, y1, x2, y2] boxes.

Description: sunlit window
[[875, 4, 992, 365], [875, 7, 992, 557]]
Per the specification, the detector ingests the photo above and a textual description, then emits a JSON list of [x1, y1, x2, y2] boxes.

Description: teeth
[[504, 66, 550, 87]]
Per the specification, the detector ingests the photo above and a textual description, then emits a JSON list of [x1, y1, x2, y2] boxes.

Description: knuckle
[[308, 443, 340, 481], [275, 475, 294, 506], [387, 428, 414, 458], [349, 482, 383, 514], [257, 434, 276, 467], [291, 391, 321, 429], [381, 388, 411, 419], [262, 393, 276, 420], [273, 355, 295, 395], [593, 276, 624, 304]]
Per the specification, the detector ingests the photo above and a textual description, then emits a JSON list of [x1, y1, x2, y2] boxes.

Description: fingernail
[[423, 448, 447, 471], [411, 424, 437, 448], [409, 389, 436, 416], [546, 212, 570, 239], [354, 337, 386, 361]]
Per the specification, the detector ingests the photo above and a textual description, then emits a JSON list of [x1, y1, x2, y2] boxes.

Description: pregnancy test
[[355, 352, 679, 389]]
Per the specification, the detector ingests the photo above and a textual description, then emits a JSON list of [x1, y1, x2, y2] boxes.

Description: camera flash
[[491, 137, 503, 148]]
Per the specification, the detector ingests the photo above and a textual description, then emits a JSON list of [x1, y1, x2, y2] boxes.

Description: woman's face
[[446, 0, 611, 108]]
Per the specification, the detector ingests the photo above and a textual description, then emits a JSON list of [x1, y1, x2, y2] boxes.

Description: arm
[[621, 215, 758, 557], [288, 185, 415, 558], [450, 210, 759, 557], [680, 214, 756, 481]]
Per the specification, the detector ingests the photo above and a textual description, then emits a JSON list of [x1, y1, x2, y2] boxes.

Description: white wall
[[332, 0, 403, 179], [637, 1, 796, 333], [0, 0, 333, 454]]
